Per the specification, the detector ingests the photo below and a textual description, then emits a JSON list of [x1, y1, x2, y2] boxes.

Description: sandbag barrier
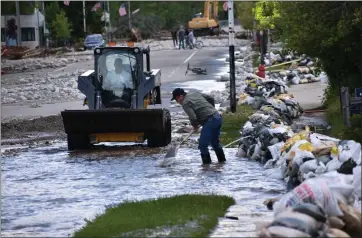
[[260, 170, 361, 238], [221, 48, 361, 238]]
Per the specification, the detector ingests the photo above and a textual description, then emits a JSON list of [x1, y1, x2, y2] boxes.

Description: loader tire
[[67, 134, 90, 151], [147, 109, 171, 147]]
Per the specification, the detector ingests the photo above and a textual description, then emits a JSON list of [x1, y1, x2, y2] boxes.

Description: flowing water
[[1, 143, 286, 237]]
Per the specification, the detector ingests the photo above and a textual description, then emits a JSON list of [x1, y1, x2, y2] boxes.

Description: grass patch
[[325, 96, 362, 143], [252, 53, 259, 68], [326, 96, 345, 138], [72, 194, 235, 238], [221, 105, 254, 146]]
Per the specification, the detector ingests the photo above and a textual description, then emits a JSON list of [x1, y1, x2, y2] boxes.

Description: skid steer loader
[[61, 46, 171, 150]]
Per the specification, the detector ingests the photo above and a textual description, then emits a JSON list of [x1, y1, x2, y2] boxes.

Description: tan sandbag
[[312, 142, 337, 157], [300, 79, 309, 84], [327, 228, 350, 238], [265, 226, 312, 237], [312, 77, 320, 82], [297, 67, 310, 74], [338, 203, 362, 234], [328, 216, 345, 229]]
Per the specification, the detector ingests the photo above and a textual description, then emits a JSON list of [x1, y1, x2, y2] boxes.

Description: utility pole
[[104, 1, 107, 40], [83, 1, 86, 35], [15, 1, 21, 46], [108, 1, 111, 40], [260, 30, 264, 65], [128, 1, 131, 29], [228, 0, 236, 113]]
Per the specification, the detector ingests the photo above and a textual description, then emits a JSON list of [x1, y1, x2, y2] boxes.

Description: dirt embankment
[[1, 115, 65, 144]]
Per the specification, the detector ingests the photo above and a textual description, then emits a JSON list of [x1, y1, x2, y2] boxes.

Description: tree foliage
[[272, 1, 362, 97], [44, 1, 60, 41], [235, 1, 255, 30], [52, 10, 72, 40]]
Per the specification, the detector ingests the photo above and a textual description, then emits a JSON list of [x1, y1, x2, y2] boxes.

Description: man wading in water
[[171, 88, 226, 164]]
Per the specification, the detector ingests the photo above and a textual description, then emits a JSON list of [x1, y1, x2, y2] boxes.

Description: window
[[21, 27, 35, 41], [1, 28, 5, 42]]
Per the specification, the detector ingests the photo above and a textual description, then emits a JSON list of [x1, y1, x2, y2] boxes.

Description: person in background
[[171, 28, 178, 48], [188, 29, 195, 49], [171, 88, 226, 165], [178, 26, 185, 50]]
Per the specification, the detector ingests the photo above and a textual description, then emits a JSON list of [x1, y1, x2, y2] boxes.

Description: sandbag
[[338, 140, 361, 164], [292, 203, 327, 223], [352, 166, 361, 199], [273, 178, 344, 216], [326, 157, 342, 172], [260, 225, 312, 238]]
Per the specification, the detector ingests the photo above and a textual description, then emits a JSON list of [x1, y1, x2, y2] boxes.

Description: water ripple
[[1, 143, 286, 237]]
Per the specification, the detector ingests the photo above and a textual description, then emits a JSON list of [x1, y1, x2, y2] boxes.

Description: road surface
[[1, 47, 229, 121]]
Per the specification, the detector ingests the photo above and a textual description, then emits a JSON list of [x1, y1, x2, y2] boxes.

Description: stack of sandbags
[[263, 130, 361, 187], [260, 172, 362, 238]]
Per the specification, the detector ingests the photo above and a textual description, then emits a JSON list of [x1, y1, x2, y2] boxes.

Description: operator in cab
[[103, 58, 133, 98], [171, 88, 226, 165]]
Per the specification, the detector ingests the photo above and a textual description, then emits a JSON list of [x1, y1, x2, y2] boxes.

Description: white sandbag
[[236, 147, 246, 158], [325, 157, 342, 172], [273, 178, 344, 217], [291, 76, 300, 85], [320, 72, 329, 84], [250, 142, 261, 161], [235, 61, 243, 67], [293, 149, 315, 166], [268, 126, 288, 136], [320, 170, 354, 184], [218, 73, 230, 82], [267, 98, 287, 112], [262, 168, 285, 179], [299, 159, 320, 174], [352, 166, 361, 199], [267, 142, 285, 162], [338, 140, 361, 164], [243, 121, 253, 129], [315, 172, 355, 203], [304, 74, 314, 79]]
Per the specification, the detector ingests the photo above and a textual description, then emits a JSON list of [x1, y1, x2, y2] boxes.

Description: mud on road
[[1, 115, 66, 146]]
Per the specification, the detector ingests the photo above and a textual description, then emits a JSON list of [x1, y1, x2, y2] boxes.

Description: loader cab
[[95, 48, 138, 108]]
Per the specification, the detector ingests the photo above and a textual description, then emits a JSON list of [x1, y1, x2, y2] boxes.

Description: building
[[1, 8, 47, 49]]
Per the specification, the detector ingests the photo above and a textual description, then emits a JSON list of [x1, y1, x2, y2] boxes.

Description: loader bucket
[[61, 109, 172, 150]]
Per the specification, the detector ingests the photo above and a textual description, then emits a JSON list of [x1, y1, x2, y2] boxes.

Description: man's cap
[[171, 88, 185, 101]]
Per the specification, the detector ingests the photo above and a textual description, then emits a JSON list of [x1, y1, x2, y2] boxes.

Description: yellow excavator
[[188, 1, 220, 37]]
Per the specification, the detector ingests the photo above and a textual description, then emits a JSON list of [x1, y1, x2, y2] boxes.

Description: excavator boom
[[188, 0, 220, 37]]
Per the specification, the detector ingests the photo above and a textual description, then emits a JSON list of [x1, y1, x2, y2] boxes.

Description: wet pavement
[[1, 144, 286, 237], [0, 44, 288, 237]]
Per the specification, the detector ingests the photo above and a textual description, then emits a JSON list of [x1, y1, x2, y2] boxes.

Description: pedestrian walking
[[171, 88, 226, 164], [178, 26, 185, 50], [171, 28, 178, 48], [188, 29, 195, 49]]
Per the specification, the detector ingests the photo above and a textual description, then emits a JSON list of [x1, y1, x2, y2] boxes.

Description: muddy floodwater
[[1, 143, 286, 237]]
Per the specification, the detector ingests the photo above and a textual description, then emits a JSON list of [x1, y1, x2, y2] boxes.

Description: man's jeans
[[179, 39, 185, 49], [198, 113, 223, 156]]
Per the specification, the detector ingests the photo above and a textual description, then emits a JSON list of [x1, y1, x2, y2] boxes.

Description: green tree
[[52, 10, 72, 41], [44, 1, 60, 41], [272, 1, 361, 99], [235, 1, 255, 30]]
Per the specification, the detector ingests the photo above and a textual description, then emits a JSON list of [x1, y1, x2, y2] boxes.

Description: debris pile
[[260, 169, 361, 238], [1, 46, 73, 60], [1, 55, 92, 74], [1, 70, 86, 104]]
